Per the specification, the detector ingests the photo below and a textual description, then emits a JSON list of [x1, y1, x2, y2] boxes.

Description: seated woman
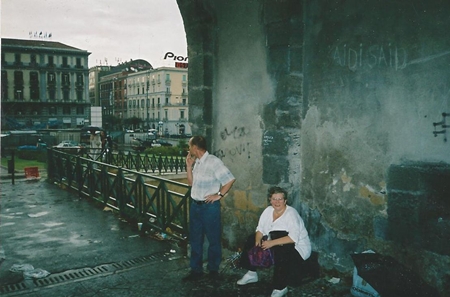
[[237, 186, 312, 297]]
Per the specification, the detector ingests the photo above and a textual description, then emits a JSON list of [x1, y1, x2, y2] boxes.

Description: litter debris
[[103, 206, 113, 212], [10, 264, 34, 273], [0, 247, 5, 261], [23, 268, 50, 279], [350, 251, 439, 297], [328, 277, 340, 284], [170, 249, 176, 254], [149, 232, 166, 241], [220, 250, 242, 273]]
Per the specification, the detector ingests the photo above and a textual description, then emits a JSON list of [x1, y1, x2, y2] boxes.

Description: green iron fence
[[76, 148, 187, 174], [47, 148, 191, 240]]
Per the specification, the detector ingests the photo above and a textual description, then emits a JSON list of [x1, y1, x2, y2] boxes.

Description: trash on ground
[[220, 250, 241, 273], [103, 206, 113, 212], [10, 264, 34, 273], [351, 251, 439, 297], [328, 277, 340, 284], [0, 247, 5, 261], [23, 268, 50, 279]]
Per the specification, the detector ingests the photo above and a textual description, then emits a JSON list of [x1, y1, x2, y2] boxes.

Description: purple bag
[[248, 245, 274, 268]]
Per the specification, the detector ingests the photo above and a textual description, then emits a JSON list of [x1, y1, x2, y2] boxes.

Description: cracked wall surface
[[177, 1, 450, 295]]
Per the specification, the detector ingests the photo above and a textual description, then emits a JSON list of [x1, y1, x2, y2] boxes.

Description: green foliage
[[16, 150, 47, 162], [178, 139, 189, 150], [123, 117, 142, 129], [144, 146, 186, 156], [1, 156, 46, 171]]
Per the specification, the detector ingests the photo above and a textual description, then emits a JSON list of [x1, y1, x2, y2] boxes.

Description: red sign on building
[[175, 62, 188, 69]]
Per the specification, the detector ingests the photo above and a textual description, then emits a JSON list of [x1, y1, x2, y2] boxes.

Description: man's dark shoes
[[182, 271, 203, 282]]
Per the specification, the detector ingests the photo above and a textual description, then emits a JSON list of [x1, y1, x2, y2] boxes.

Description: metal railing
[[47, 148, 191, 240], [74, 148, 187, 175]]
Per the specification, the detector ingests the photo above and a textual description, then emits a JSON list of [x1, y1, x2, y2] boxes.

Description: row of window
[[1, 70, 85, 101], [127, 98, 187, 108], [2, 53, 84, 68], [10, 106, 85, 116]]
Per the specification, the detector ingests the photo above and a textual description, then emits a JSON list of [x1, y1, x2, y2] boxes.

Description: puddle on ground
[[28, 211, 48, 218], [42, 222, 64, 227], [0, 222, 15, 227]]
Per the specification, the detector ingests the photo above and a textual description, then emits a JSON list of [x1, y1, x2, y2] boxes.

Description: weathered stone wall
[[177, 0, 450, 294]]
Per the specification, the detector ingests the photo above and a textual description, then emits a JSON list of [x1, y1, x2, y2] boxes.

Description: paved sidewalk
[[0, 174, 353, 297]]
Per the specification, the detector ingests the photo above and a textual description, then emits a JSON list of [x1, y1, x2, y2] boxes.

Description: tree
[[123, 117, 142, 130], [103, 114, 122, 131]]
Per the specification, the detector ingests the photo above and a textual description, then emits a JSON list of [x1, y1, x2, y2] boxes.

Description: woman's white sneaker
[[236, 270, 258, 285], [271, 287, 288, 297]]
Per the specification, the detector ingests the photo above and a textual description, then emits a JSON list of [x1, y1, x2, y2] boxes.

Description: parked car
[[54, 140, 85, 154], [154, 140, 173, 147], [17, 145, 44, 151], [131, 138, 154, 152]]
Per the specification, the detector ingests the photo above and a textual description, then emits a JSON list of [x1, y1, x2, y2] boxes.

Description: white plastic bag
[[350, 267, 380, 297], [23, 268, 50, 279]]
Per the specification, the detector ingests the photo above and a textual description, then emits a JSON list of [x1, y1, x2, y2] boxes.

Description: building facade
[[1, 38, 91, 130], [95, 59, 153, 131], [88, 65, 111, 107], [127, 67, 189, 136], [92, 61, 190, 136]]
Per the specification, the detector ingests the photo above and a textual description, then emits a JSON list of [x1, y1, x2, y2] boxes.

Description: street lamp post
[[158, 121, 163, 138], [146, 76, 149, 130]]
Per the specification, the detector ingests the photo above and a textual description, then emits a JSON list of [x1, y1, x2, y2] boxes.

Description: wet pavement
[[0, 168, 353, 297]]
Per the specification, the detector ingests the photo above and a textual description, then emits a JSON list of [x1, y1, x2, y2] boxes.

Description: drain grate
[[0, 282, 28, 295], [0, 252, 173, 296], [34, 264, 113, 287]]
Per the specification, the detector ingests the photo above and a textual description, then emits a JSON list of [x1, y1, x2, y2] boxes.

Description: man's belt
[[191, 198, 207, 205]]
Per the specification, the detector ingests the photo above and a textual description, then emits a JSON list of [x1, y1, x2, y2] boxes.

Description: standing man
[[183, 136, 236, 281]]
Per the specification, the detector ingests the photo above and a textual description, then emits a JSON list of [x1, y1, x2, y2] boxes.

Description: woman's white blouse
[[256, 205, 312, 260]]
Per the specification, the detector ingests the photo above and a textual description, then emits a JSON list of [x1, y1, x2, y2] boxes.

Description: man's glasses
[[270, 197, 285, 201]]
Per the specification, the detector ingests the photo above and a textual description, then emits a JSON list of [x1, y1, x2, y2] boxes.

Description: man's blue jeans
[[189, 200, 222, 273]]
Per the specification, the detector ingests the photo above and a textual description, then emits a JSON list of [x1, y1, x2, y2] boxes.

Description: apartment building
[[127, 67, 189, 136], [96, 59, 153, 130], [1, 38, 91, 130]]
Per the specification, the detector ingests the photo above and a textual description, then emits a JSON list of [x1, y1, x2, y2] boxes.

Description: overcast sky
[[1, 0, 187, 68]]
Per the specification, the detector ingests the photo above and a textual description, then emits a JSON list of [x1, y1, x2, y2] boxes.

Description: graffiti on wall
[[214, 126, 252, 160], [331, 43, 407, 71], [220, 126, 250, 141]]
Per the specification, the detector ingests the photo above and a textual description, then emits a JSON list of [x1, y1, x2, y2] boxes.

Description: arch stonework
[[177, 1, 450, 293]]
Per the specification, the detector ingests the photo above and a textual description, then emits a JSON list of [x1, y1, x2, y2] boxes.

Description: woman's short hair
[[190, 136, 207, 151], [267, 186, 288, 200]]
